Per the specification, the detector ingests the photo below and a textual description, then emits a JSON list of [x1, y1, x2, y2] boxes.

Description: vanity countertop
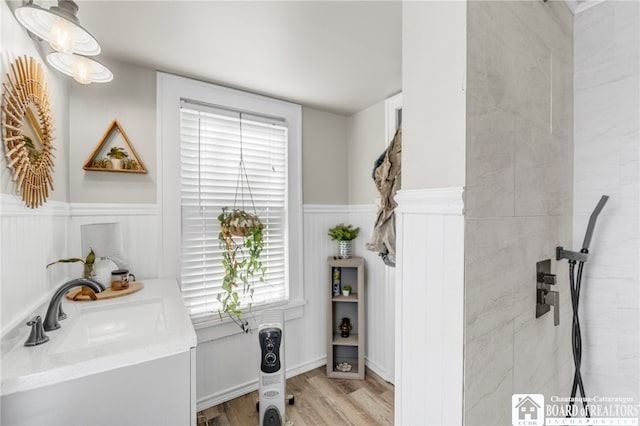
[[1, 278, 196, 396]]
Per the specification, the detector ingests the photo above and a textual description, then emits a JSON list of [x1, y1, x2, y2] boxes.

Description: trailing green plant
[[217, 207, 266, 332], [47, 248, 96, 278], [328, 223, 360, 241]]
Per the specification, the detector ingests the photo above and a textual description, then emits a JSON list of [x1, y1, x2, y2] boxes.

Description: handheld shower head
[[557, 195, 610, 263], [582, 195, 609, 251]]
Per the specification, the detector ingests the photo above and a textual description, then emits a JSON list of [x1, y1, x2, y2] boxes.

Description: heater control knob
[[265, 352, 277, 365]]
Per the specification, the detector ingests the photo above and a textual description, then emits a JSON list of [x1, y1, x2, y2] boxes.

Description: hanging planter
[[221, 209, 263, 237], [217, 209, 266, 332], [216, 114, 267, 333]]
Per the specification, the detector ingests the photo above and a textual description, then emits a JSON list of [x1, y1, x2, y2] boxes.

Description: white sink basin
[[1, 278, 196, 397], [50, 298, 166, 354]]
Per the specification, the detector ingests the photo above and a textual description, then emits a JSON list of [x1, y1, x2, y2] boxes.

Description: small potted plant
[[107, 146, 129, 169], [342, 285, 351, 297], [47, 248, 96, 279], [328, 223, 360, 259]]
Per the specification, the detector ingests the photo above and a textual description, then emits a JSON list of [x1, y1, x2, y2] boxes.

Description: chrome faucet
[[43, 278, 105, 331]]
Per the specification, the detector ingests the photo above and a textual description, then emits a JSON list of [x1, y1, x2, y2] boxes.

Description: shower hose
[[568, 253, 590, 418]]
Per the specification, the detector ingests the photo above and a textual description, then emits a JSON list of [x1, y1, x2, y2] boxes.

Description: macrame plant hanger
[[222, 112, 261, 333], [233, 113, 258, 217]]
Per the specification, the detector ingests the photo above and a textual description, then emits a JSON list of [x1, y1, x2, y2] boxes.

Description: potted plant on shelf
[[107, 146, 129, 169], [46, 248, 96, 279], [217, 207, 266, 332], [342, 285, 351, 297], [328, 223, 360, 259]]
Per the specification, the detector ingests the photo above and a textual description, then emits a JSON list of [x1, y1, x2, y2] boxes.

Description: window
[[158, 73, 303, 327], [180, 104, 287, 321]]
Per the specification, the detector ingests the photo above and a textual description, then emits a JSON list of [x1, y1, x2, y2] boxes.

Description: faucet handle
[[544, 291, 560, 326], [24, 316, 49, 346]]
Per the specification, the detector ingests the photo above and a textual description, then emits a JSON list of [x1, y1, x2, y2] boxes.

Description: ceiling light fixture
[[47, 52, 113, 85], [14, 0, 113, 84], [15, 0, 100, 56]]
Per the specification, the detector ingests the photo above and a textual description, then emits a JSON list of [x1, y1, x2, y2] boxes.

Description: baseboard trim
[[365, 356, 392, 384], [196, 356, 327, 412]]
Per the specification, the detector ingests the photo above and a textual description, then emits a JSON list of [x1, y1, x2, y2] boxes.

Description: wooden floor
[[197, 367, 394, 426]]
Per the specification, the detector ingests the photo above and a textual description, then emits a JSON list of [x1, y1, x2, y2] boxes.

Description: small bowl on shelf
[[336, 362, 352, 372]]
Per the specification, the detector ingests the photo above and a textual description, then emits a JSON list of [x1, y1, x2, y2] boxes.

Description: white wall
[[0, 1, 69, 201], [69, 59, 156, 203], [574, 0, 640, 402], [0, 1, 71, 333], [346, 100, 385, 205], [402, 0, 466, 190], [396, 2, 466, 424], [301, 107, 348, 204]]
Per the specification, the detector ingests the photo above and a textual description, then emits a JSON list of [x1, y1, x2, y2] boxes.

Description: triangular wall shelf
[[83, 119, 147, 173]]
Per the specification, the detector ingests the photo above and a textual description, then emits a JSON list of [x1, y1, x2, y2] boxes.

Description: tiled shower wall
[[465, 2, 574, 424], [574, 0, 640, 403]]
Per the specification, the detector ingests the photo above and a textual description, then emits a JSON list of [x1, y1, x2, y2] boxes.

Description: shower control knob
[[537, 273, 557, 285], [544, 291, 560, 326]]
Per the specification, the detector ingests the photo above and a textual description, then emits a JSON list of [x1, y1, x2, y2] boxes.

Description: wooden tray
[[66, 282, 144, 301]]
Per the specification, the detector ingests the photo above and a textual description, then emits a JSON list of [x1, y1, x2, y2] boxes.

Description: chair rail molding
[[394, 186, 464, 426]]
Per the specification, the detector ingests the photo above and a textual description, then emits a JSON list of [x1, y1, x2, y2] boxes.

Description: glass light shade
[[48, 17, 74, 53], [14, 3, 101, 56], [47, 52, 113, 84], [72, 55, 92, 84]]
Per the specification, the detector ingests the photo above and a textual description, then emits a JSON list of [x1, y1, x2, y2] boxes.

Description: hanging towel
[[367, 128, 401, 267]]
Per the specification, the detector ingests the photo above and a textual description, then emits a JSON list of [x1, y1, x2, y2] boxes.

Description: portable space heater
[[258, 309, 286, 426]]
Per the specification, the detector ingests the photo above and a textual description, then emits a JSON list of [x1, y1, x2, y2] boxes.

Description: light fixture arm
[[49, 0, 81, 25]]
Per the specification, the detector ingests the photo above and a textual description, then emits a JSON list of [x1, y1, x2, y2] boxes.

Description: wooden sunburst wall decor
[[1, 56, 55, 208]]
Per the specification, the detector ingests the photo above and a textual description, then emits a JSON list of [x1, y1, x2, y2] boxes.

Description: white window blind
[[180, 102, 288, 322]]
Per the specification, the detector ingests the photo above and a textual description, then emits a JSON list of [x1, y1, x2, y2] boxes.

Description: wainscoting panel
[[0, 198, 159, 337], [304, 204, 395, 383], [394, 187, 464, 426], [0, 195, 70, 334], [68, 203, 160, 281], [1, 199, 394, 409], [195, 204, 396, 409]]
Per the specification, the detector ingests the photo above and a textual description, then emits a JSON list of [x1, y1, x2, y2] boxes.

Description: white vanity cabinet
[[1, 278, 197, 425]]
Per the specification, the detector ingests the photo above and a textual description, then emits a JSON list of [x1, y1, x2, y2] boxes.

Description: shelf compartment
[[332, 294, 358, 302], [329, 346, 361, 379], [332, 333, 358, 346]]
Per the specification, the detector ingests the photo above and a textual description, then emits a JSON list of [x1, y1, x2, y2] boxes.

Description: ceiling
[[75, 1, 403, 116]]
